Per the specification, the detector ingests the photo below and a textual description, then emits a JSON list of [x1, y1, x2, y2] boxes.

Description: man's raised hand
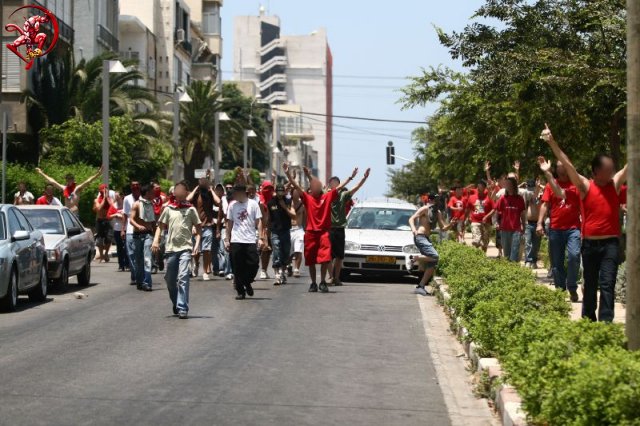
[[282, 162, 290, 174], [537, 156, 552, 173], [363, 168, 371, 178], [350, 167, 359, 179], [513, 160, 520, 171], [484, 161, 491, 172], [540, 123, 552, 143]]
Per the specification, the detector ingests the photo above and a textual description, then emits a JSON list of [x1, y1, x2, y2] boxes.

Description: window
[[102, 0, 118, 32], [2, 40, 21, 92], [62, 210, 76, 231], [7, 210, 22, 234], [21, 209, 63, 234], [0, 214, 6, 240], [203, 2, 221, 34], [14, 209, 33, 232]]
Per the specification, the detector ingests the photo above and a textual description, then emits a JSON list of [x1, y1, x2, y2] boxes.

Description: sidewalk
[[461, 234, 626, 324]]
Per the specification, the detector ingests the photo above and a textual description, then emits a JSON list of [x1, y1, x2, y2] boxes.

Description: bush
[[435, 241, 640, 425], [616, 263, 627, 305]]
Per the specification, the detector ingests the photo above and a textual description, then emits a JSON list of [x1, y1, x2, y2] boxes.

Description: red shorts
[[304, 230, 332, 265]]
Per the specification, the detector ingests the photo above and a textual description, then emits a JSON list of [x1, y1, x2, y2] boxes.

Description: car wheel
[[77, 256, 91, 286], [0, 267, 18, 312], [28, 262, 48, 302], [55, 260, 69, 289]]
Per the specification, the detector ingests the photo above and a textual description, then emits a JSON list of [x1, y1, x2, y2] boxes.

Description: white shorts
[[291, 227, 305, 254]]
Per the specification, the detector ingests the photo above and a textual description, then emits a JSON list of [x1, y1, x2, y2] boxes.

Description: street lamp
[[102, 60, 127, 185], [172, 88, 193, 182], [244, 129, 257, 170], [214, 111, 231, 182]]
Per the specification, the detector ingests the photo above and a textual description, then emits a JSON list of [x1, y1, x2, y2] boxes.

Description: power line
[[221, 70, 409, 81], [271, 107, 426, 124]]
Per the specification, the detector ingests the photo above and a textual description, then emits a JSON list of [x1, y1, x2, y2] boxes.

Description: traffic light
[[386, 141, 395, 165]]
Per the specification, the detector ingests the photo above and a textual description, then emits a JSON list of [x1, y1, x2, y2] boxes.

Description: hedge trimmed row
[[435, 241, 640, 426]]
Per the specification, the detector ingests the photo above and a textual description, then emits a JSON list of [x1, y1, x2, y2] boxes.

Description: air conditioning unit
[[176, 29, 185, 43]]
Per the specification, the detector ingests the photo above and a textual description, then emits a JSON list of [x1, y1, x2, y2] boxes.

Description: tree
[[22, 51, 166, 156], [178, 81, 271, 184], [394, 0, 627, 196], [40, 116, 171, 191]]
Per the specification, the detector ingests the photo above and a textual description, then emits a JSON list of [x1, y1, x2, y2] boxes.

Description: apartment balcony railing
[[31, 0, 74, 44], [98, 24, 119, 52], [174, 30, 193, 55]]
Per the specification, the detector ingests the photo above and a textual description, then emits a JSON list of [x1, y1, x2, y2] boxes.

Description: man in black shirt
[[268, 184, 296, 285]]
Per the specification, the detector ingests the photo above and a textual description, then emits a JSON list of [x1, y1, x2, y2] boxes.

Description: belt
[[583, 237, 619, 245], [133, 231, 152, 237]]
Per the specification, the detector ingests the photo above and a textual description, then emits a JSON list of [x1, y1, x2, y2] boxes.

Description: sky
[[220, 0, 487, 199]]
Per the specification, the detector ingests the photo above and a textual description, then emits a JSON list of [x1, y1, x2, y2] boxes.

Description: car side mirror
[[12, 230, 30, 242], [67, 227, 82, 237]]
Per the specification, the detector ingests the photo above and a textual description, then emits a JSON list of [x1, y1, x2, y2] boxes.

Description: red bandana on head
[[63, 183, 76, 199], [259, 181, 274, 205]]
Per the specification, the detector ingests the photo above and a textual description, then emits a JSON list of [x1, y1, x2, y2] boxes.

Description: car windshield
[[0, 214, 5, 240], [346, 207, 415, 231], [20, 209, 64, 234]]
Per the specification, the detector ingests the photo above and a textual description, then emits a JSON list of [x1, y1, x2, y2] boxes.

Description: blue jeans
[[581, 238, 619, 322], [113, 229, 129, 270], [271, 230, 291, 269], [548, 228, 581, 291], [200, 226, 220, 273], [132, 233, 153, 286], [218, 228, 232, 275], [414, 234, 439, 269], [164, 250, 192, 313], [501, 230, 522, 262], [524, 222, 541, 264], [126, 234, 136, 282]]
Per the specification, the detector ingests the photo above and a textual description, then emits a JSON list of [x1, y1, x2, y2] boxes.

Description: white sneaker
[[414, 286, 427, 296], [218, 271, 225, 277], [260, 270, 268, 279], [225, 273, 234, 280], [202, 273, 211, 281], [293, 269, 301, 278], [405, 255, 414, 271]]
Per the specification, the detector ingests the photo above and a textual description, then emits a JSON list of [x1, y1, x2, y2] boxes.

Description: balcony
[[97, 24, 119, 52], [174, 30, 193, 55], [259, 74, 287, 92], [259, 38, 285, 56], [262, 91, 288, 105], [257, 56, 287, 74], [279, 116, 315, 143], [31, 0, 74, 45]]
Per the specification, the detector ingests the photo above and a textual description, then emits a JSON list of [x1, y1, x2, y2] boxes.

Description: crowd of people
[[412, 124, 628, 323], [13, 163, 371, 319]]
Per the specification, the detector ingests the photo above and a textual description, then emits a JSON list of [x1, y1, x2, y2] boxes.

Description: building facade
[[233, 11, 333, 182], [73, 0, 119, 61]]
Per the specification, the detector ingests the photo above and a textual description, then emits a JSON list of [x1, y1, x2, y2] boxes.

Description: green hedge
[[436, 241, 640, 425]]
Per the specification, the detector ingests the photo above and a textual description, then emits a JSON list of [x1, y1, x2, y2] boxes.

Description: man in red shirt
[[541, 124, 627, 322], [487, 177, 526, 262], [283, 163, 357, 293], [465, 180, 494, 252], [448, 186, 467, 243], [537, 156, 582, 302], [35, 184, 62, 206]]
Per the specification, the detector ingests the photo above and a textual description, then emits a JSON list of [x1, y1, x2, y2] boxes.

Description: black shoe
[[159, 260, 165, 272], [246, 285, 254, 297], [173, 305, 178, 315], [130, 281, 137, 286], [142, 285, 152, 292], [319, 281, 329, 293], [309, 283, 318, 292], [334, 280, 343, 286], [235, 294, 246, 300], [570, 291, 579, 303], [136, 284, 144, 290], [287, 265, 293, 277]]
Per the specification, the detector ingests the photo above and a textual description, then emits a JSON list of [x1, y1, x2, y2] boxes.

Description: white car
[[342, 198, 420, 280]]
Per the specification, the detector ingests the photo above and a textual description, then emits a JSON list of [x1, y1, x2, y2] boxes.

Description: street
[[0, 264, 458, 426]]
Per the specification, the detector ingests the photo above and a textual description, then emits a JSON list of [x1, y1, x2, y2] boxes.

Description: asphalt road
[[0, 263, 452, 426]]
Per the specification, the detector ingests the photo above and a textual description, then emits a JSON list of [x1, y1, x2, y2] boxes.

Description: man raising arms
[[284, 163, 358, 293], [541, 124, 627, 322], [36, 166, 102, 215]]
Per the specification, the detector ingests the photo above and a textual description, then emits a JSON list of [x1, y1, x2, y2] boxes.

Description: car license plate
[[365, 256, 397, 264]]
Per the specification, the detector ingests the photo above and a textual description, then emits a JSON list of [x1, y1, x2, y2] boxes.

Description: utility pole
[[626, 0, 640, 350]]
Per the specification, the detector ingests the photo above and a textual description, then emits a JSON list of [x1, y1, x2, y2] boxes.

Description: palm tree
[[22, 51, 167, 155], [179, 80, 244, 183]]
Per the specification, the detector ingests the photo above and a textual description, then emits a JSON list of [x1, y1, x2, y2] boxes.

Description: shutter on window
[[2, 45, 21, 92]]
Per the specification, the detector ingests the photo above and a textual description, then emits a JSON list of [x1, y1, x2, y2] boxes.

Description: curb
[[434, 277, 528, 426]]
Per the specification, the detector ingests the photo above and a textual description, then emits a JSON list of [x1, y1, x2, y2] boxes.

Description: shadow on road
[[48, 282, 99, 296], [343, 274, 419, 285]]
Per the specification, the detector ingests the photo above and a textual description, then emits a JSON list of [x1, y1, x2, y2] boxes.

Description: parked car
[[0, 204, 48, 311], [19, 205, 95, 288], [341, 198, 420, 280]]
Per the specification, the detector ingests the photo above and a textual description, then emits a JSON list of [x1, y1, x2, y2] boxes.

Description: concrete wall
[[72, 0, 98, 61]]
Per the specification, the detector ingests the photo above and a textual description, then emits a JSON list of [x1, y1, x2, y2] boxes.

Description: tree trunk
[[626, 0, 640, 351], [182, 143, 206, 189]]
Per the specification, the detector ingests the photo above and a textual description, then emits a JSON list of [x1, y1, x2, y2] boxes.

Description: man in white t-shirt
[[14, 182, 35, 205], [224, 184, 264, 300], [122, 181, 142, 285]]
